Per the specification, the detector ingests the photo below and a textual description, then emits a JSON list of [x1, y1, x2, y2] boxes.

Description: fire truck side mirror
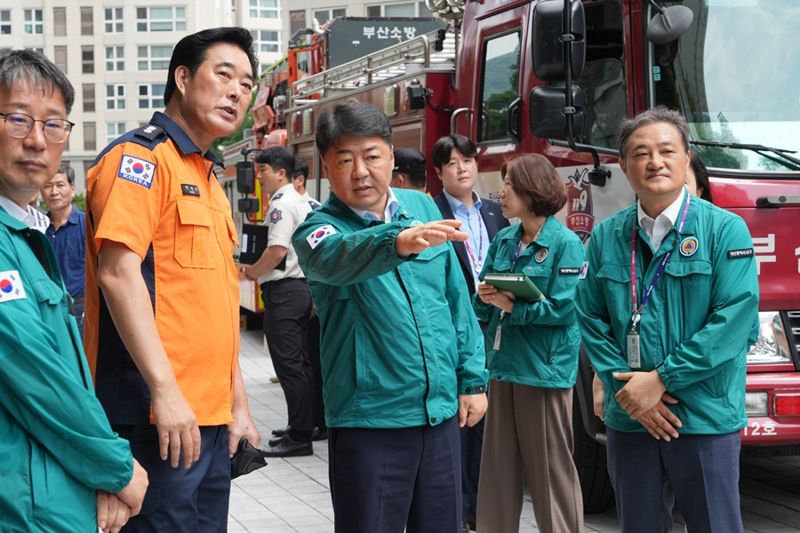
[[531, 0, 586, 81], [238, 198, 260, 213], [529, 85, 585, 139], [236, 161, 255, 194]]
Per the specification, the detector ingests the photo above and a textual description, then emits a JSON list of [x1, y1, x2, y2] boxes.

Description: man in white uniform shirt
[[242, 146, 315, 457]]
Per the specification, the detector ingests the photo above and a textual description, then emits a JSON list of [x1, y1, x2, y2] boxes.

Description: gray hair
[[57, 163, 75, 185], [316, 101, 392, 156], [0, 49, 74, 114], [618, 106, 689, 159]]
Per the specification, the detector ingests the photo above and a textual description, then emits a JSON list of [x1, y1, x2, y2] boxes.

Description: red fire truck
[[233, 0, 800, 511]]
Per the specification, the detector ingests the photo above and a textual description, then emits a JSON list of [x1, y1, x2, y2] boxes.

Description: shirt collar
[[637, 187, 687, 228], [0, 195, 30, 223], [443, 189, 481, 215], [150, 111, 222, 165], [275, 183, 298, 198], [350, 187, 400, 222]]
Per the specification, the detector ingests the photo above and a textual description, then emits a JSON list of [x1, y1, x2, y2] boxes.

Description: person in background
[[84, 28, 261, 531], [431, 133, 508, 532], [242, 146, 316, 457], [0, 48, 147, 533], [292, 101, 488, 533], [686, 153, 712, 202], [41, 163, 86, 337], [474, 154, 584, 533], [292, 156, 321, 209], [392, 147, 428, 193], [577, 107, 759, 532]]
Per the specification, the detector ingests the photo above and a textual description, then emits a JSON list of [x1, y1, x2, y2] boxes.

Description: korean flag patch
[[306, 225, 337, 249], [118, 155, 156, 189], [0, 270, 27, 303]]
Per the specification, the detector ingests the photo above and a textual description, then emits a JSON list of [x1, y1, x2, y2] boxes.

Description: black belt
[[261, 278, 306, 288]]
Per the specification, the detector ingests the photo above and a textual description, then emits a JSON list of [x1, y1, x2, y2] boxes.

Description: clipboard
[[484, 273, 545, 301], [239, 223, 286, 270]]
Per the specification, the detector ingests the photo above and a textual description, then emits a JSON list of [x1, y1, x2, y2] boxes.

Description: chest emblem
[[679, 236, 698, 257], [534, 248, 549, 263]]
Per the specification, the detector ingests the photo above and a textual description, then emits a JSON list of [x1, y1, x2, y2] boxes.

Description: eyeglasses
[[0, 112, 75, 144]]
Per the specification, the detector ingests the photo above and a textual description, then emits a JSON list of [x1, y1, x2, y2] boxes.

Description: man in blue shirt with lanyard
[[576, 107, 759, 532], [432, 134, 507, 532], [42, 163, 85, 336]]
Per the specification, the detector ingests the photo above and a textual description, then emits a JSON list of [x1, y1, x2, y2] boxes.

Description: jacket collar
[[149, 112, 222, 166], [499, 215, 557, 248]]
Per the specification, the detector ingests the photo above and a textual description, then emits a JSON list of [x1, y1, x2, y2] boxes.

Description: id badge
[[493, 325, 502, 350], [626, 333, 641, 369]]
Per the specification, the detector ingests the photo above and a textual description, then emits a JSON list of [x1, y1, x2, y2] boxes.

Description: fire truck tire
[[572, 399, 616, 514]]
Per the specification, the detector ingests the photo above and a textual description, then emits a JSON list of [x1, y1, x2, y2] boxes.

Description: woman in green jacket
[[474, 154, 584, 533]]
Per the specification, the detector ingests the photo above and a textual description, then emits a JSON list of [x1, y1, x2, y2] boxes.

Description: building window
[[366, 2, 430, 16], [138, 83, 165, 109], [137, 6, 187, 32], [249, 0, 279, 19], [107, 122, 126, 143], [105, 7, 124, 33], [84, 122, 97, 152], [24, 9, 44, 34], [54, 7, 66, 37], [83, 84, 96, 113], [137, 45, 172, 70], [0, 10, 10, 35], [252, 30, 280, 53], [54, 46, 68, 73], [106, 84, 126, 110], [81, 6, 94, 35], [313, 8, 345, 26], [289, 10, 305, 34], [106, 46, 125, 71], [82, 46, 94, 74]]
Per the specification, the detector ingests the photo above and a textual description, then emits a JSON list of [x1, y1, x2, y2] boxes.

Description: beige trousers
[[476, 381, 583, 533]]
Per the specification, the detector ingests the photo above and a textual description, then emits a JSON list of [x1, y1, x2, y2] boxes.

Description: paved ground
[[229, 329, 800, 532]]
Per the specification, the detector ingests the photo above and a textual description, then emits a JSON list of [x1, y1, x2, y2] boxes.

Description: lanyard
[[630, 194, 690, 316], [463, 209, 485, 272], [510, 240, 525, 271]]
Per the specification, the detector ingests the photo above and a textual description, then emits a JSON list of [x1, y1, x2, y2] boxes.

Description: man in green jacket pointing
[[293, 101, 488, 533], [577, 107, 759, 532], [0, 49, 147, 532]]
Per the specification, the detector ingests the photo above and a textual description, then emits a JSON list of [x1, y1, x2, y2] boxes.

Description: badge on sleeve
[[306, 225, 337, 249], [534, 248, 549, 263], [0, 271, 26, 303], [679, 236, 698, 257], [118, 155, 156, 189], [270, 209, 283, 224], [728, 248, 754, 259]]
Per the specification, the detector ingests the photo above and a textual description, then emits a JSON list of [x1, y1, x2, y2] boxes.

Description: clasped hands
[[612, 370, 683, 441]]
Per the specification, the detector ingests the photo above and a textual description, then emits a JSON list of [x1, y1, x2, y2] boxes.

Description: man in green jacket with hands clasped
[[0, 49, 147, 533], [577, 107, 759, 533], [293, 101, 488, 533]]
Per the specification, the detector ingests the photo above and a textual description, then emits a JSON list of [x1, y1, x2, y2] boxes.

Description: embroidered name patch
[[306, 225, 337, 249], [559, 267, 581, 275], [728, 248, 754, 259], [270, 209, 283, 224], [181, 184, 200, 196], [118, 155, 156, 189], [0, 270, 26, 303]]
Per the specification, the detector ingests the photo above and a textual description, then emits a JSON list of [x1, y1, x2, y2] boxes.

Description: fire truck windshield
[[650, 0, 800, 173]]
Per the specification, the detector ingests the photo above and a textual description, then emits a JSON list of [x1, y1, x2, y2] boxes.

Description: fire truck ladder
[[289, 28, 456, 107]]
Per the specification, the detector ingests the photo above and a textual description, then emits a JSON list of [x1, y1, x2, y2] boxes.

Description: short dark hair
[[292, 157, 309, 180], [254, 146, 295, 175], [618, 106, 690, 159], [316, 101, 392, 156], [0, 49, 74, 114], [164, 27, 258, 106], [393, 147, 426, 188], [690, 153, 712, 202], [431, 134, 478, 170], [501, 154, 567, 216], [56, 163, 75, 185]]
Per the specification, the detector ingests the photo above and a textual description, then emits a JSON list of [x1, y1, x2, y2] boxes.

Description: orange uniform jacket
[[85, 112, 240, 426]]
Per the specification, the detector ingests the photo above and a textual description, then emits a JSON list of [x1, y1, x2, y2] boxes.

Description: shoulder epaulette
[[133, 124, 166, 142]]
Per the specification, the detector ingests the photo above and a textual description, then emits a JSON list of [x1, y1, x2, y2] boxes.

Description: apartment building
[[0, 1, 283, 191]]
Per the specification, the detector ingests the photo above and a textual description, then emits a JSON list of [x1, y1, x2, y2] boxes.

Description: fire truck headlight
[[746, 312, 791, 365], [745, 392, 768, 417]]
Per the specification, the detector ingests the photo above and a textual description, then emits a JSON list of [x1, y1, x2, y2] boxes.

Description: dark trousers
[[116, 424, 230, 533], [307, 313, 326, 430], [329, 416, 462, 533], [461, 418, 483, 522], [607, 428, 743, 533], [262, 278, 313, 441]]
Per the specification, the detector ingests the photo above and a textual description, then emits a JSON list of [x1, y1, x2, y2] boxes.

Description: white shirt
[[637, 187, 687, 251], [349, 187, 400, 222], [0, 196, 50, 233], [260, 183, 313, 283]]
